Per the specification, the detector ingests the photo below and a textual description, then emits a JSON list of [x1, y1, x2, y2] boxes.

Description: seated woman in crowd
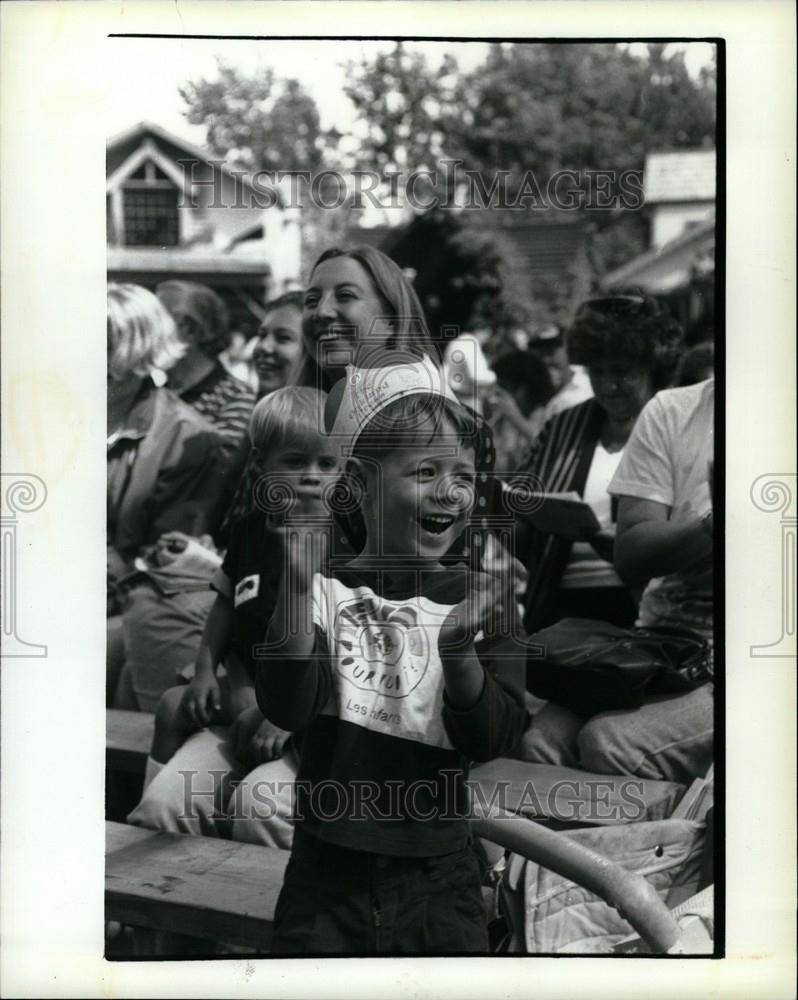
[[522, 377, 714, 785], [107, 283, 228, 603], [156, 280, 255, 485], [515, 293, 684, 633], [106, 283, 229, 705], [128, 387, 339, 848], [220, 291, 306, 535], [252, 290, 304, 399]]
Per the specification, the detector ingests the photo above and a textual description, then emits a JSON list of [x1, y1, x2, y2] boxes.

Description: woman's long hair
[[291, 245, 438, 390]]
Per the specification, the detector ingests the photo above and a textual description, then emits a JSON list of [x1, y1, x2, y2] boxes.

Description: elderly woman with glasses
[[514, 293, 684, 634]]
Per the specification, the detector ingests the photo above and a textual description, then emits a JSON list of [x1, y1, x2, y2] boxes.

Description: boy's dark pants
[[271, 827, 489, 954]]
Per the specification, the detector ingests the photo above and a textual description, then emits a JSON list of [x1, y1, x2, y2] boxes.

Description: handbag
[[526, 617, 713, 718]]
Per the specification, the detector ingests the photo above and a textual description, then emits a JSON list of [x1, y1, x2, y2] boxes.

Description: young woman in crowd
[[291, 245, 437, 390], [219, 291, 306, 535], [252, 290, 304, 398]]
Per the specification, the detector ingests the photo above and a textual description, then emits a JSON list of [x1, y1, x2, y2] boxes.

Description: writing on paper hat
[[324, 353, 459, 455]]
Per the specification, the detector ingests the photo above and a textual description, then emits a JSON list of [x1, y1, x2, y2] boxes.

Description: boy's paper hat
[[325, 352, 459, 454]]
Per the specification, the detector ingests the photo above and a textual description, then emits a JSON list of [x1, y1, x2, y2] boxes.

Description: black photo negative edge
[[710, 32, 726, 962]]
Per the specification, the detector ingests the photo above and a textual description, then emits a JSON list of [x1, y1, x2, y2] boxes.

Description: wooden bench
[[106, 710, 154, 774], [106, 821, 289, 950]]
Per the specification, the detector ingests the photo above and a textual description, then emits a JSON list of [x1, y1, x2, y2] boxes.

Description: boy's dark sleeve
[[441, 669, 529, 763], [256, 626, 333, 732]]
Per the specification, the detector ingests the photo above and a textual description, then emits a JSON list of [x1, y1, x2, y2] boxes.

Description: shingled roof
[[492, 220, 587, 276], [644, 149, 716, 204], [107, 121, 282, 206], [349, 215, 586, 278], [600, 216, 715, 292]]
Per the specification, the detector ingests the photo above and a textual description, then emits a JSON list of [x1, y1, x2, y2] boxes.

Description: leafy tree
[[345, 42, 715, 187], [342, 43, 459, 175], [180, 57, 352, 279], [449, 42, 715, 183], [343, 41, 716, 301], [180, 59, 325, 173]]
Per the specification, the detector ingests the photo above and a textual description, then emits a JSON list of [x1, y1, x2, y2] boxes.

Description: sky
[[105, 37, 716, 146]]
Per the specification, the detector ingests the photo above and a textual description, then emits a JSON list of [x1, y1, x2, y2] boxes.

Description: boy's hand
[[481, 534, 528, 594], [180, 673, 222, 727], [439, 570, 514, 652], [230, 707, 292, 767], [248, 718, 292, 766], [154, 531, 191, 566], [154, 532, 221, 571]]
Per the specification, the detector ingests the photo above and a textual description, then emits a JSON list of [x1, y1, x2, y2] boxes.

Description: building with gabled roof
[[601, 148, 717, 341], [644, 149, 716, 249], [106, 121, 301, 332]]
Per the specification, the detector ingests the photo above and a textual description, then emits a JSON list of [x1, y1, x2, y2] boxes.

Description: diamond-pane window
[[123, 186, 179, 246]]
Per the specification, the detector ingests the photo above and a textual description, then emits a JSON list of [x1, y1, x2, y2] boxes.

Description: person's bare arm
[[614, 496, 713, 586]]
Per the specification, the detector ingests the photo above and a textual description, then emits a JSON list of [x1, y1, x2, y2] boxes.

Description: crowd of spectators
[[106, 249, 715, 954]]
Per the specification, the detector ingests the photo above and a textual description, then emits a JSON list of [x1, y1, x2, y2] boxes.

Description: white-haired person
[[107, 283, 230, 706], [127, 387, 340, 850], [107, 283, 229, 598]]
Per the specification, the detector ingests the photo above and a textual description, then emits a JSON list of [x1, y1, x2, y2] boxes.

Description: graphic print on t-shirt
[[335, 596, 430, 697], [313, 575, 455, 748]]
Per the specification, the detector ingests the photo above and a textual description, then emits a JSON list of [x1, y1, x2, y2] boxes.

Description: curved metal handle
[[472, 811, 682, 954]]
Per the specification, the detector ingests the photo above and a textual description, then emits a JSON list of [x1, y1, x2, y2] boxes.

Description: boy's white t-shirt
[[609, 379, 714, 639]]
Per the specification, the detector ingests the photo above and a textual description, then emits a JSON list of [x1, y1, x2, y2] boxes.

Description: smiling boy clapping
[[258, 357, 527, 955]]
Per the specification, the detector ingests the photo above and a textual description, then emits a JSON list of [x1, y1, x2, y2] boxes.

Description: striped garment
[[179, 361, 255, 445], [513, 398, 607, 631]]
